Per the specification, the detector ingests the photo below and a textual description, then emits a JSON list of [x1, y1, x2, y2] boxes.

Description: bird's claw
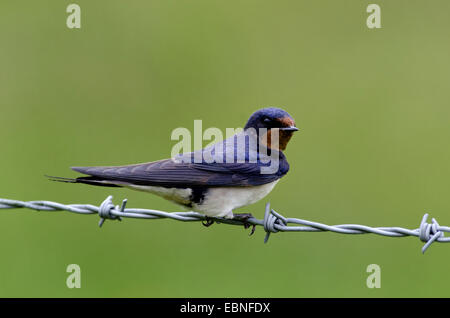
[[202, 218, 214, 227], [245, 223, 257, 236], [233, 213, 256, 236]]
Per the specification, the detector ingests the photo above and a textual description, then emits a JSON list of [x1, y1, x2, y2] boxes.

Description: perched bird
[[50, 107, 298, 227]]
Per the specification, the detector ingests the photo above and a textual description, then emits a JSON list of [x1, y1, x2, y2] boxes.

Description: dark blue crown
[[244, 107, 294, 130]]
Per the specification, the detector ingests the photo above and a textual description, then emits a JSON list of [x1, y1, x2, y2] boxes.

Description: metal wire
[[1, 195, 449, 254]]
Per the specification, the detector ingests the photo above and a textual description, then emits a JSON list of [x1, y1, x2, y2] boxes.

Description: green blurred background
[[0, 0, 449, 297]]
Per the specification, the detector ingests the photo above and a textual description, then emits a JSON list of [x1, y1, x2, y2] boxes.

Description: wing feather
[[72, 157, 289, 188]]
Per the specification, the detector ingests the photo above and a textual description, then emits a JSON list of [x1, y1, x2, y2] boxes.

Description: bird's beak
[[279, 126, 299, 132]]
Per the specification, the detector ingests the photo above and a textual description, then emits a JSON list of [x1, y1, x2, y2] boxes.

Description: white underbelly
[[124, 180, 279, 218], [125, 184, 193, 206], [193, 180, 279, 218]]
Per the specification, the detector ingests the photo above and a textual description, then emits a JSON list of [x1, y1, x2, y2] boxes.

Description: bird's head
[[244, 107, 298, 151]]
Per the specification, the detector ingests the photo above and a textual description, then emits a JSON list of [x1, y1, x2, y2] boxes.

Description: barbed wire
[[0, 195, 449, 254]]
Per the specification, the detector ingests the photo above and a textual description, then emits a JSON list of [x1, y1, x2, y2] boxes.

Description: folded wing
[[72, 157, 288, 188]]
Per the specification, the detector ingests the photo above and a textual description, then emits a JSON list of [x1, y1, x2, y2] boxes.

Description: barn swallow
[[50, 107, 298, 230]]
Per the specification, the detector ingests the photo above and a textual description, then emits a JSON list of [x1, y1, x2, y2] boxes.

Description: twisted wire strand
[[0, 196, 449, 254]]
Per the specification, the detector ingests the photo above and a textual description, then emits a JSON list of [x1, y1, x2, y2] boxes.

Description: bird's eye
[[263, 117, 272, 123]]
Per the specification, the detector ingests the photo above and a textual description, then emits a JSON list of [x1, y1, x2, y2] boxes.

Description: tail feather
[[46, 175, 77, 183], [46, 175, 122, 188]]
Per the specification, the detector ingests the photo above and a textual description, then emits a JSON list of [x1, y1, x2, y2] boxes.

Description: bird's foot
[[233, 213, 256, 236], [202, 217, 214, 227]]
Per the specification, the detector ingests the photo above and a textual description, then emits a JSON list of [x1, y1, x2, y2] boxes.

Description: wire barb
[[0, 195, 449, 254], [263, 202, 287, 243], [418, 214, 444, 254]]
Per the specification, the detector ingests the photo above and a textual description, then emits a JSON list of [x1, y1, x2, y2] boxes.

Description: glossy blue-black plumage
[[72, 132, 290, 188], [69, 107, 296, 189], [244, 107, 294, 131]]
